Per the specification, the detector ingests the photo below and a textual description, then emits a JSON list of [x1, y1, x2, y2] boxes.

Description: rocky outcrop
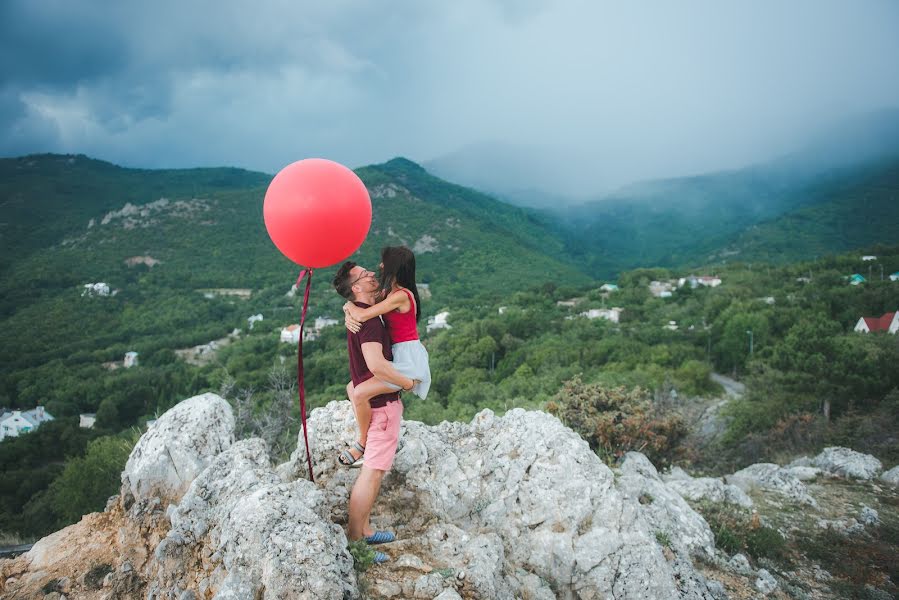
[[725, 463, 817, 506], [662, 466, 753, 508], [881, 465, 899, 486], [285, 403, 723, 599], [150, 438, 356, 599], [9, 393, 893, 599], [811, 446, 883, 480], [122, 392, 235, 506]]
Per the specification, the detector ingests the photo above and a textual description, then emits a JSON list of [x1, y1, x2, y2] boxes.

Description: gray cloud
[[1, 0, 898, 196]]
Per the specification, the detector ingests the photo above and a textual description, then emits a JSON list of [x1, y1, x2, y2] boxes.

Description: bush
[[547, 376, 687, 466], [695, 501, 787, 563]]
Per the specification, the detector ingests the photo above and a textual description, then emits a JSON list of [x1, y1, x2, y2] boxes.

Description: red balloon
[[263, 159, 372, 268]]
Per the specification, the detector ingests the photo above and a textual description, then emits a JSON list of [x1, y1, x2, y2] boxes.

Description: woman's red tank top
[[382, 288, 419, 343]]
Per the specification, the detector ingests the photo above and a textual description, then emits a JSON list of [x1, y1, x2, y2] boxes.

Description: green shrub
[[348, 539, 375, 572], [547, 376, 686, 466]]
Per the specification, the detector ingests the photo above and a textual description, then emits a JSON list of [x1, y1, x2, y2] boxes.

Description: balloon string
[[296, 268, 315, 483]]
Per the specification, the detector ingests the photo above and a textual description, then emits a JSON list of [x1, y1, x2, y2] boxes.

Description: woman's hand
[[343, 305, 362, 333]]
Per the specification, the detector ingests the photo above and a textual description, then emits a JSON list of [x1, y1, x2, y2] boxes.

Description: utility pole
[[880, 264, 884, 281], [746, 329, 754, 357]]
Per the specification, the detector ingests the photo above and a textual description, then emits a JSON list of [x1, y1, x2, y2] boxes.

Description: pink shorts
[[365, 400, 403, 471]]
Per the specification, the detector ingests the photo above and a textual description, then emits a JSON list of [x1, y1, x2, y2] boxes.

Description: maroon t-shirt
[[347, 302, 400, 408]]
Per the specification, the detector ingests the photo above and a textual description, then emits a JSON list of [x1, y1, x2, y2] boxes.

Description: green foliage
[[654, 531, 672, 548], [347, 539, 376, 572], [46, 431, 139, 524], [695, 502, 787, 562]]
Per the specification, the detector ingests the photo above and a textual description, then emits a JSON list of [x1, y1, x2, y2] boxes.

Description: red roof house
[[854, 311, 899, 334]]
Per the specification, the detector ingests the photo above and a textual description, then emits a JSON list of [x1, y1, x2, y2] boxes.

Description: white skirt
[[385, 340, 431, 399]]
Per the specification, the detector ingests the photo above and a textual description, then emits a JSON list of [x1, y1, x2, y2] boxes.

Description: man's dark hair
[[333, 261, 357, 300]]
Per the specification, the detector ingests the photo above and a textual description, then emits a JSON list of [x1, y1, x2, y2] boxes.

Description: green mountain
[[712, 161, 899, 263], [558, 157, 899, 276], [0, 154, 592, 390]]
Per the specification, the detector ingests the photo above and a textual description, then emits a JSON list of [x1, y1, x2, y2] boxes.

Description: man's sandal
[[372, 551, 390, 564], [338, 441, 365, 466], [364, 530, 396, 545]]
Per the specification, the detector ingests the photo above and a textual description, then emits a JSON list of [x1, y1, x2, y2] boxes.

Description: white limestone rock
[[726, 463, 816, 506], [727, 553, 753, 576], [859, 506, 880, 526], [812, 447, 882, 480], [151, 438, 356, 599], [663, 466, 753, 508], [122, 392, 234, 506], [755, 568, 778, 595], [283, 403, 723, 599], [879, 465, 899, 486], [618, 452, 717, 555], [784, 466, 821, 482]]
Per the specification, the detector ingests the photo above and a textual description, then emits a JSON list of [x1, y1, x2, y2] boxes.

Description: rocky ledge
[[0, 393, 895, 599]]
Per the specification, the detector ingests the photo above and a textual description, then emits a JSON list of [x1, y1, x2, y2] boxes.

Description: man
[[332, 261, 414, 562]]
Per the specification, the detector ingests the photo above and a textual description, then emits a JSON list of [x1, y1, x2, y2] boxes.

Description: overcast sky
[[2, 0, 898, 196]]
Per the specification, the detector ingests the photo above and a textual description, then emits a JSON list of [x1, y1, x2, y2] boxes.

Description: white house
[[314, 317, 339, 330], [498, 306, 508, 315], [124, 351, 139, 368], [247, 314, 263, 329], [79, 413, 96, 428], [581, 307, 622, 323], [0, 406, 54, 441], [678, 275, 722, 289], [426, 311, 451, 332], [82, 282, 111, 297], [600, 284, 619, 292], [649, 281, 675, 298], [862, 255, 877, 261], [890, 272, 899, 282], [854, 311, 899, 334], [280, 324, 301, 344], [664, 321, 679, 331], [557, 299, 579, 308]]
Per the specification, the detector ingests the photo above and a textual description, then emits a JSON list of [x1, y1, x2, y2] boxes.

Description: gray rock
[[396, 553, 430, 572], [880, 465, 899, 486], [618, 452, 717, 555], [726, 463, 816, 506], [859, 506, 880, 526], [433, 589, 463, 600], [121, 392, 235, 505], [150, 438, 356, 599], [755, 568, 778, 595], [412, 573, 444, 598], [728, 552, 753, 576], [787, 455, 813, 468], [784, 466, 821, 481], [663, 466, 753, 508], [705, 580, 728, 599], [289, 402, 721, 599], [812, 447, 882, 480], [375, 581, 402, 598]]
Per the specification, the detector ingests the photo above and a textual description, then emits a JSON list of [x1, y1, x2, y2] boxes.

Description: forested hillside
[[1, 153, 897, 547]]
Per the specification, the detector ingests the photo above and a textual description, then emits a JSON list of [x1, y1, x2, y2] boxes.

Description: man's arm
[[360, 342, 415, 389]]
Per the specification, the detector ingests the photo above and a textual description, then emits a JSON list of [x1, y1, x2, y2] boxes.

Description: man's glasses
[[350, 270, 375, 285]]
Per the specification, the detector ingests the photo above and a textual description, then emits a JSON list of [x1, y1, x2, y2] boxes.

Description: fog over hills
[[425, 108, 899, 209]]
